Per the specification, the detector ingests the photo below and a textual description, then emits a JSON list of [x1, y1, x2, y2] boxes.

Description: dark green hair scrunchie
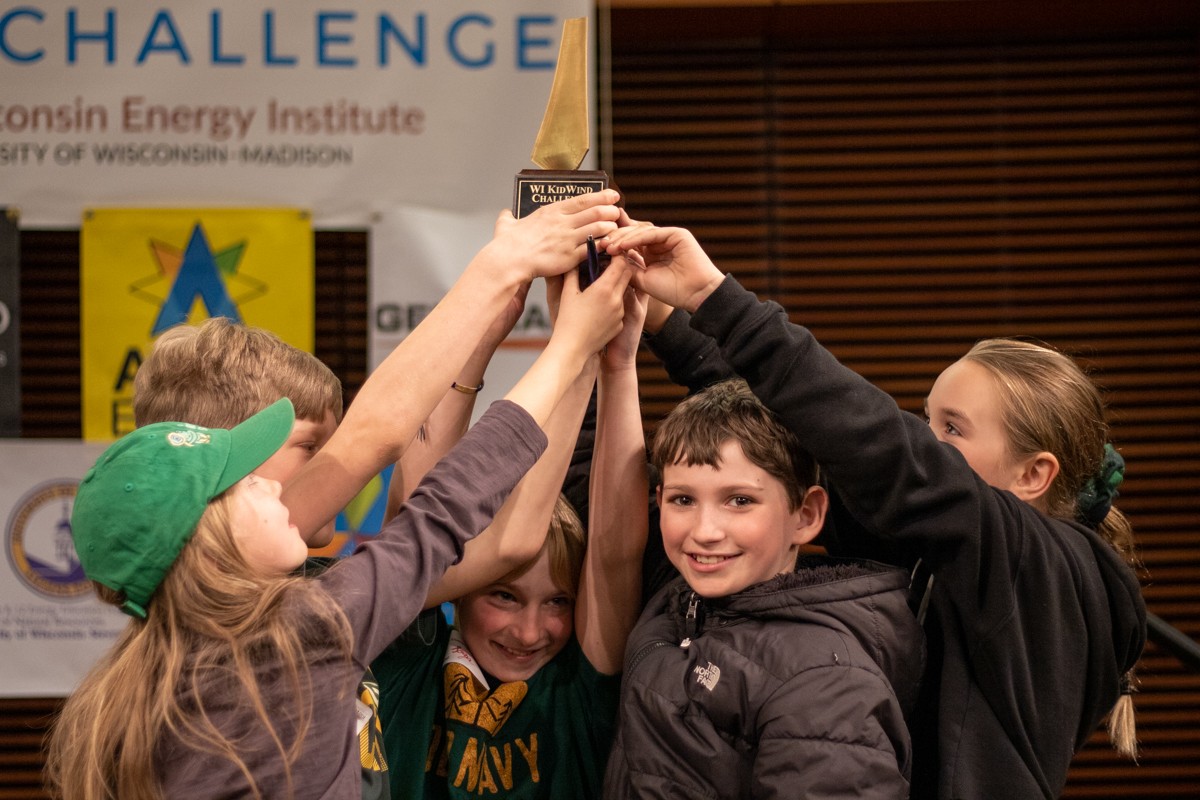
[[1077, 443, 1125, 527]]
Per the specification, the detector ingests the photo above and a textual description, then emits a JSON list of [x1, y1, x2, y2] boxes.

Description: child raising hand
[[605, 222, 1146, 799], [45, 257, 631, 800]]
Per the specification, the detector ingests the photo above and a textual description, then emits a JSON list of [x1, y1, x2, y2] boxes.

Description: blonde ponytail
[[1105, 670, 1139, 760]]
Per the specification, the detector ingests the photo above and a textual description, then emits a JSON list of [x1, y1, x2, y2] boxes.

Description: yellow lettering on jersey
[[490, 743, 514, 791], [516, 733, 540, 782], [436, 729, 454, 778], [454, 737, 486, 791], [476, 758, 499, 794], [426, 725, 443, 773]]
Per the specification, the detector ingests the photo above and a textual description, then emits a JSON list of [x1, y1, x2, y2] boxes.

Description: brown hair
[[962, 337, 1140, 758], [133, 318, 343, 428], [45, 493, 353, 800], [499, 495, 586, 598], [651, 379, 818, 510]]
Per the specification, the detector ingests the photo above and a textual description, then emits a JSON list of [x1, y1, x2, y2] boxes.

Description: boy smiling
[[659, 436, 820, 598], [604, 379, 926, 800]]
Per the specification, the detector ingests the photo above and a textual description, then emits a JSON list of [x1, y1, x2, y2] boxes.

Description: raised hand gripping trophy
[[512, 18, 617, 287]]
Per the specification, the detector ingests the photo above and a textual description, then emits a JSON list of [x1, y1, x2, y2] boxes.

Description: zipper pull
[[681, 593, 699, 648]]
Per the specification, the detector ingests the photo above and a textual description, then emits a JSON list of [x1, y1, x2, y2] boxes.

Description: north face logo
[[693, 661, 721, 691]]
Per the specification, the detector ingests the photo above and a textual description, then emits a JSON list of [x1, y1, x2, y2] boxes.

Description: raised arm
[[382, 267, 611, 609], [385, 282, 531, 521], [285, 190, 622, 542], [642, 297, 735, 394], [576, 284, 650, 675], [421, 357, 598, 609], [503, 261, 631, 426], [350, 262, 629, 663]]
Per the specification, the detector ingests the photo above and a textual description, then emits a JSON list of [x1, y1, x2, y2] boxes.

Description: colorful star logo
[[127, 222, 266, 335]]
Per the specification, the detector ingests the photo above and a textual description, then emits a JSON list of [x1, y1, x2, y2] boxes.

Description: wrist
[[643, 303, 673, 336], [544, 333, 593, 375], [599, 355, 638, 374], [463, 345, 496, 377], [684, 271, 725, 314], [467, 242, 529, 292]]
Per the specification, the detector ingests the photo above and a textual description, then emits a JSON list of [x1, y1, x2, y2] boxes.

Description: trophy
[[513, 18, 616, 287]]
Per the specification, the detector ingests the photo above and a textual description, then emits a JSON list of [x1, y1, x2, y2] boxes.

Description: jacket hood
[[1080, 521, 1147, 674]]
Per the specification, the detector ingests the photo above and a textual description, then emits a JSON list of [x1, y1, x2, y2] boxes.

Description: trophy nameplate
[[512, 169, 611, 220]]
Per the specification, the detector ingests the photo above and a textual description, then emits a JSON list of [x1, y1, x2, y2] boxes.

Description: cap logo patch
[[166, 430, 211, 447]]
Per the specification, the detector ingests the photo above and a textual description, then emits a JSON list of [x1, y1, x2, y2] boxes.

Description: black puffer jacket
[[604, 557, 925, 800], [644, 276, 1147, 799]]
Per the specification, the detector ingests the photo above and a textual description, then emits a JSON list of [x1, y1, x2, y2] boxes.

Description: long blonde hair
[[963, 337, 1141, 759], [45, 494, 353, 800]]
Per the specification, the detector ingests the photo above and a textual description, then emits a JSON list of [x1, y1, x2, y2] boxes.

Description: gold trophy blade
[[511, 16, 612, 219], [530, 17, 590, 170]]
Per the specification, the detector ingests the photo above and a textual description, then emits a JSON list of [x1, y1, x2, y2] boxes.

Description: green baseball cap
[[70, 398, 295, 619]]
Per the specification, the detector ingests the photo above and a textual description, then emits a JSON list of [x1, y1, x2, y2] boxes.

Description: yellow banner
[[80, 208, 313, 441]]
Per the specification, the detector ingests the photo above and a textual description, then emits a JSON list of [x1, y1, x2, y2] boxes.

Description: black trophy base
[[512, 169, 612, 219]]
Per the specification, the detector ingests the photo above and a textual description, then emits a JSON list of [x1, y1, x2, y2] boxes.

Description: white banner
[[0, 440, 122, 697], [368, 204, 555, 406], [363, 1, 596, 400], [0, 1, 593, 226]]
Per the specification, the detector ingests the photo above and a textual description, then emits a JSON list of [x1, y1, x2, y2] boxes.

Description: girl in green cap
[[45, 249, 633, 800]]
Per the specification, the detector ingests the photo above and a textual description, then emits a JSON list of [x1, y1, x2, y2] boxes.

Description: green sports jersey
[[373, 609, 619, 800]]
